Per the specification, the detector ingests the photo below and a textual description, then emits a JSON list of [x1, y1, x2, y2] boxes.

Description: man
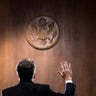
[[2, 58, 76, 96]]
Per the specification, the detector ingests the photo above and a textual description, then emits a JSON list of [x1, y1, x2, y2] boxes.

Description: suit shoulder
[[34, 83, 51, 95], [2, 85, 18, 94], [35, 83, 49, 87], [35, 83, 50, 91]]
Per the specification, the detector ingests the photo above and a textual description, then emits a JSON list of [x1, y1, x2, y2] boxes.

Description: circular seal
[[25, 16, 60, 50]]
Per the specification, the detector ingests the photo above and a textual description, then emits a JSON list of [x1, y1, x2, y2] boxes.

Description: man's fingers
[[69, 63, 71, 69], [64, 61, 69, 70], [59, 60, 72, 80], [61, 60, 67, 70], [58, 71, 63, 76], [62, 61, 69, 71], [58, 71, 65, 79], [60, 63, 64, 71]]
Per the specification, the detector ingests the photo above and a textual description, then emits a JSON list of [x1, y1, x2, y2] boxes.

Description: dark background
[[0, 0, 96, 96]]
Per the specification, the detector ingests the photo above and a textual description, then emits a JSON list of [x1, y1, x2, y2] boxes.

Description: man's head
[[17, 58, 35, 81]]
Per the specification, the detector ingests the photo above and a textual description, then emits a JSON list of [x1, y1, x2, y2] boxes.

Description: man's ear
[[32, 73, 35, 81], [33, 74, 35, 79]]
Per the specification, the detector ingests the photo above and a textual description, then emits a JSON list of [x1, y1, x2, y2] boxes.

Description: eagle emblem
[[25, 16, 60, 50]]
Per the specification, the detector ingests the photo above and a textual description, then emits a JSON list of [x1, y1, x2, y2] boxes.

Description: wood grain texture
[[0, 0, 96, 96]]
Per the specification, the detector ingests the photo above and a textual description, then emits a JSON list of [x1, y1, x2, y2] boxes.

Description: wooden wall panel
[[0, 0, 96, 96]]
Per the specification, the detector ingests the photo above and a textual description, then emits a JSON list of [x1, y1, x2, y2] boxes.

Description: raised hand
[[58, 60, 72, 81]]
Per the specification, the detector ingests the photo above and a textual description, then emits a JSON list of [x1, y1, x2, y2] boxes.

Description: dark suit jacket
[[2, 80, 76, 96]]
